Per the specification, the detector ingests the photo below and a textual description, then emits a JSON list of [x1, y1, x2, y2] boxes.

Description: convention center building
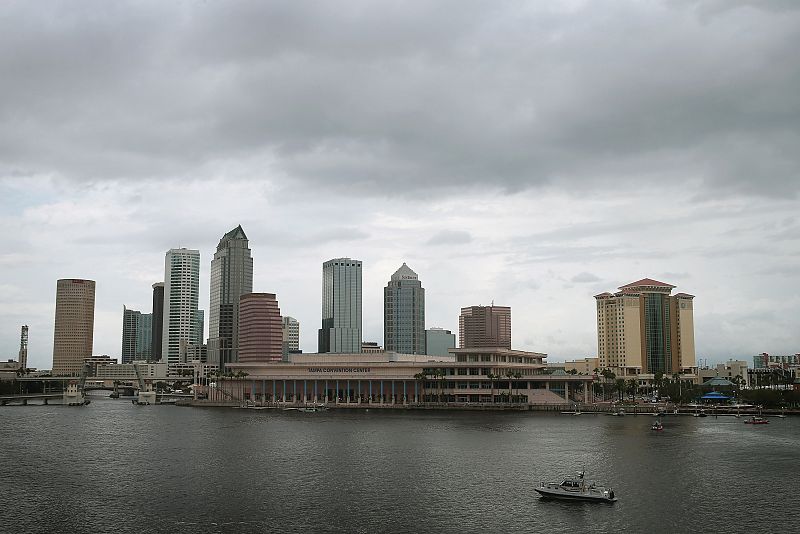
[[208, 347, 594, 406]]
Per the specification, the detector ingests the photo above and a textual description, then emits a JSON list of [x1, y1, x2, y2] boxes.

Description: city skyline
[[1, 2, 799, 367], [4, 245, 798, 370]]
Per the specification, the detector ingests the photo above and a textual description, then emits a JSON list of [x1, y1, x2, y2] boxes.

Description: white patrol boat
[[535, 471, 617, 502]]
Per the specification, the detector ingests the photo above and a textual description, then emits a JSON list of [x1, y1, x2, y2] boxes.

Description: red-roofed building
[[595, 278, 696, 379], [618, 278, 676, 290]]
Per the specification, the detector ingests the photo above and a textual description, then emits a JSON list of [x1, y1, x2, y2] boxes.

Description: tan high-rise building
[[52, 279, 96, 376], [239, 293, 283, 363], [595, 278, 695, 377], [459, 305, 511, 349]]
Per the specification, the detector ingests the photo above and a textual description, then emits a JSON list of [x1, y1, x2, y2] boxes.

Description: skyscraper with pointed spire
[[208, 225, 253, 369], [384, 263, 425, 354]]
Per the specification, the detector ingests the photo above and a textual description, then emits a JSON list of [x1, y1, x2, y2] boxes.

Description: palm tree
[[599, 369, 616, 402], [487, 373, 499, 404], [505, 370, 514, 404], [413, 371, 427, 403], [653, 371, 664, 397], [436, 368, 446, 404], [235, 371, 249, 405], [615, 378, 626, 402], [625, 378, 637, 400]]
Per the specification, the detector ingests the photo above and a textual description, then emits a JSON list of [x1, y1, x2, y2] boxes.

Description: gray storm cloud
[[1, 1, 799, 367], [1, 1, 798, 198]]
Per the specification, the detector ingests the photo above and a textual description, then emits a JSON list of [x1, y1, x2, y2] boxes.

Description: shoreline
[[175, 399, 797, 415]]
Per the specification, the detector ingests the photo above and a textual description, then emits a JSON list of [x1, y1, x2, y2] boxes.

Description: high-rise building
[[459, 305, 511, 349], [124, 308, 153, 363], [151, 282, 164, 361], [239, 293, 283, 362], [193, 309, 204, 346], [282, 316, 300, 358], [425, 327, 456, 357], [384, 263, 425, 354], [52, 279, 96, 376], [162, 248, 200, 366], [180, 342, 208, 363], [137, 313, 152, 361], [19, 325, 28, 371], [122, 306, 141, 364], [594, 278, 696, 376], [208, 225, 253, 370], [318, 258, 362, 353]]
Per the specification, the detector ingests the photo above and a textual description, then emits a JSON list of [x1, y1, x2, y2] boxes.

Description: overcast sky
[[1, 1, 799, 369]]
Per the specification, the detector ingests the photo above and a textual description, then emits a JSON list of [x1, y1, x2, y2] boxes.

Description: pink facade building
[[238, 293, 283, 363]]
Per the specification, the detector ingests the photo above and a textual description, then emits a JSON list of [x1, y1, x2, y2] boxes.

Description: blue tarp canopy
[[701, 391, 730, 400]]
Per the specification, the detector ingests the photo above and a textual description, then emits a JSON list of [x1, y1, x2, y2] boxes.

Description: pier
[[0, 393, 64, 406]]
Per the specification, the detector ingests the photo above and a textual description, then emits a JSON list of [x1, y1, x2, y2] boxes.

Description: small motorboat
[[651, 420, 663, 431], [300, 406, 327, 412], [744, 416, 769, 425], [535, 471, 616, 503]]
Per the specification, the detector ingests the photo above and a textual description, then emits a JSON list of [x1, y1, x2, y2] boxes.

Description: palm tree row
[[412, 369, 527, 405], [205, 369, 249, 404]]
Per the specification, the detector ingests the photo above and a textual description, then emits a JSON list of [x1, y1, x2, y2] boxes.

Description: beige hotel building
[[595, 278, 696, 381]]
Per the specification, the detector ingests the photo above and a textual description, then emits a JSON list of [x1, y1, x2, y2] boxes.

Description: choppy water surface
[[2, 397, 799, 533]]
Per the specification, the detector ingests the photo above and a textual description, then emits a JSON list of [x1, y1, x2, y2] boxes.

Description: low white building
[[696, 360, 749, 387], [169, 360, 217, 378], [94, 362, 168, 381]]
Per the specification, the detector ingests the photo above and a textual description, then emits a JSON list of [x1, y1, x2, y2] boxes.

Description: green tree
[[505, 370, 514, 403], [432, 368, 445, 403], [626, 378, 638, 399], [653, 371, 664, 397], [413, 371, 427, 403], [487, 373, 499, 404], [615, 378, 626, 402], [599, 369, 616, 401]]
